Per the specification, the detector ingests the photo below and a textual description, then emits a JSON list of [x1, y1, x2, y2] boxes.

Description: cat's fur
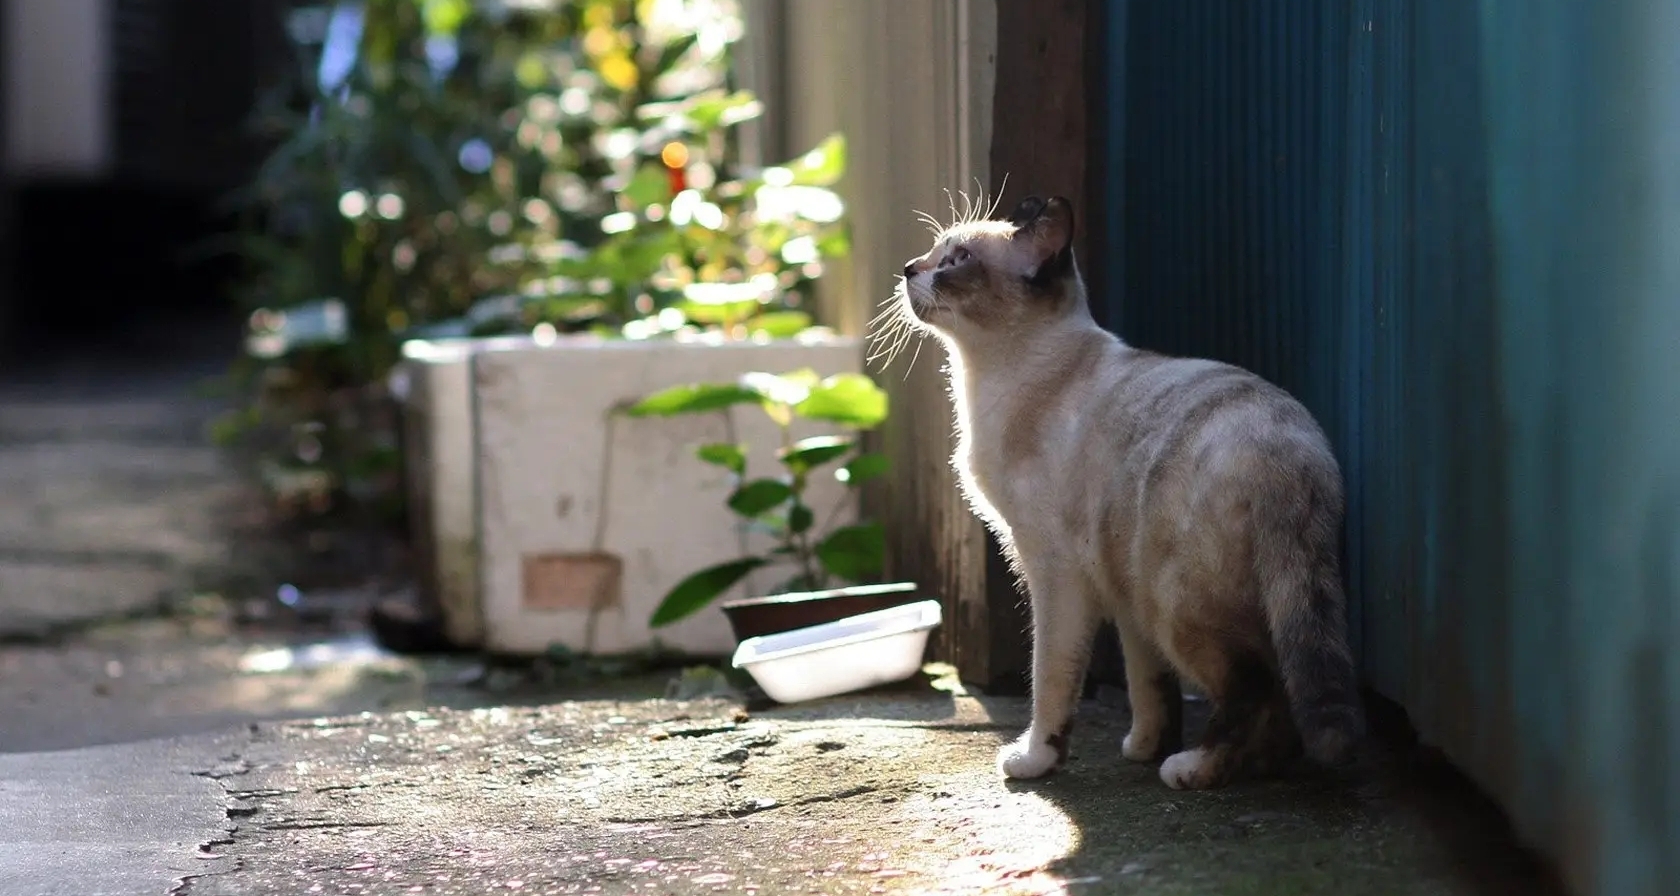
[[885, 194, 1364, 790]]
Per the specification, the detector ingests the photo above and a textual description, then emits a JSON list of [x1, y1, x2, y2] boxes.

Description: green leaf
[[623, 162, 674, 209], [788, 503, 815, 534], [739, 368, 819, 404], [745, 310, 813, 339], [618, 228, 685, 280], [696, 442, 746, 476], [653, 33, 700, 74], [778, 435, 854, 474], [655, 89, 763, 133], [740, 369, 818, 428], [623, 383, 763, 417], [682, 280, 775, 310], [515, 52, 550, 89], [650, 557, 768, 628], [837, 452, 890, 486], [787, 133, 846, 186], [814, 522, 885, 583], [795, 373, 889, 428], [530, 295, 609, 325], [676, 297, 761, 326], [728, 479, 794, 516], [421, 0, 472, 37], [816, 227, 852, 260]]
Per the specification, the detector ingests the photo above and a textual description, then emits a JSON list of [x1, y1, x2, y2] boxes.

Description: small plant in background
[[210, 0, 585, 536], [623, 369, 890, 628], [208, 0, 850, 548], [538, 129, 849, 342]]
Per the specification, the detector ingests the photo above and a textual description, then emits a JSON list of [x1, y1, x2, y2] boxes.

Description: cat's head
[[893, 194, 1084, 347]]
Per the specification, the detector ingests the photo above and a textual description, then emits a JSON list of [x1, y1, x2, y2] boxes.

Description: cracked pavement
[[163, 693, 1500, 896]]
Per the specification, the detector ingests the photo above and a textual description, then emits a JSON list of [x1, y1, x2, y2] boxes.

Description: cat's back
[[1103, 349, 1338, 487], [1088, 350, 1343, 592], [956, 335, 1339, 554]]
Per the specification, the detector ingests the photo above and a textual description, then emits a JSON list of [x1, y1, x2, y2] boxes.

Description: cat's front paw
[[997, 731, 1062, 779]]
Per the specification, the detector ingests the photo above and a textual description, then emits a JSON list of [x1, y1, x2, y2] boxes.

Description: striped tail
[[1254, 513, 1366, 765]]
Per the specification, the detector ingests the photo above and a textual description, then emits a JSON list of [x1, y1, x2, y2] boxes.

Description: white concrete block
[[411, 333, 862, 657], [394, 338, 490, 648]]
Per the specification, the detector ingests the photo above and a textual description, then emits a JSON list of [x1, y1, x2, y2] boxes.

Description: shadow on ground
[[989, 687, 1569, 896]]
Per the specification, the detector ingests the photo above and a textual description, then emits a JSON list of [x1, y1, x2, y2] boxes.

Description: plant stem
[[775, 411, 821, 588], [792, 502, 820, 589]]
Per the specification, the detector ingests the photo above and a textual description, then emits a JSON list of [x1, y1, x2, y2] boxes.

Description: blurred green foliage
[[209, 0, 849, 531]]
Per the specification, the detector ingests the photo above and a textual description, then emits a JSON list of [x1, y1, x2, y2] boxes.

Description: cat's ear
[[1005, 195, 1049, 227], [1008, 195, 1076, 283]]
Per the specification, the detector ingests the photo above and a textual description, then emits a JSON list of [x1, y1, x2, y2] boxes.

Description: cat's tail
[[1254, 505, 1366, 766]]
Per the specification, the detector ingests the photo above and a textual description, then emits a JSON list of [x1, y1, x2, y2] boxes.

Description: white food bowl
[[730, 600, 944, 703]]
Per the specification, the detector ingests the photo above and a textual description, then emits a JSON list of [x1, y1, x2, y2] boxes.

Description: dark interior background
[[1, 0, 295, 365]]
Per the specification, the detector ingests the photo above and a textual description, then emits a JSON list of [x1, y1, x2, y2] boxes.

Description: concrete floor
[[2, 686, 1553, 896]]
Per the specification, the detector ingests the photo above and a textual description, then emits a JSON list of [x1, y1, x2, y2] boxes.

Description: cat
[[882, 193, 1365, 790]]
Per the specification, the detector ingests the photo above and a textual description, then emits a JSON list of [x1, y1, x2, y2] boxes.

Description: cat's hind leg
[[998, 560, 1100, 780], [1158, 654, 1276, 790], [1116, 615, 1183, 762]]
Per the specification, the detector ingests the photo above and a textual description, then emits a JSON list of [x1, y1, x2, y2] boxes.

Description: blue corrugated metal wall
[[1098, 2, 1680, 894]]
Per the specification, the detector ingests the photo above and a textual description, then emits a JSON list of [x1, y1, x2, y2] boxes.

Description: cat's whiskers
[[963, 180, 986, 225], [984, 173, 1009, 220], [868, 327, 911, 372], [865, 296, 910, 368], [943, 188, 965, 230], [902, 332, 928, 381], [866, 282, 932, 373]]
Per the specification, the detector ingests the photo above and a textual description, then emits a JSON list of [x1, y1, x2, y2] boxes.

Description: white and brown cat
[[886, 194, 1364, 789]]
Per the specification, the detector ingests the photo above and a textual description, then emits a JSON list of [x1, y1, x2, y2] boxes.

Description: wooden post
[[975, 0, 1108, 694]]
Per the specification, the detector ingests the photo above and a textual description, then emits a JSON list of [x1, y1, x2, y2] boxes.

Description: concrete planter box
[[397, 332, 862, 657], [394, 337, 488, 649]]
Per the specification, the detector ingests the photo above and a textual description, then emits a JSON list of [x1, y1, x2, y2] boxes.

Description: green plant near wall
[[541, 128, 850, 341], [424, 84, 852, 339], [622, 369, 890, 628], [231, 0, 568, 374], [350, 0, 853, 343], [211, 0, 587, 527], [211, 0, 843, 529]]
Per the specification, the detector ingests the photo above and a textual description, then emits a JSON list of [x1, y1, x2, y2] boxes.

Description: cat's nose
[[902, 261, 918, 278]]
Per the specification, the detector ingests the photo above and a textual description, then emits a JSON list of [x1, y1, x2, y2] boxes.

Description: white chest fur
[[951, 378, 1073, 550]]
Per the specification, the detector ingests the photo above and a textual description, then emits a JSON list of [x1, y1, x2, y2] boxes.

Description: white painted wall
[[4, 0, 112, 176]]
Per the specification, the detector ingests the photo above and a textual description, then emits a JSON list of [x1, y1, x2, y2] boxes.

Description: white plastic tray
[[730, 600, 943, 703]]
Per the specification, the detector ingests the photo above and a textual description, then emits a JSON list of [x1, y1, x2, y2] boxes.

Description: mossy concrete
[[181, 686, 1537, 896]]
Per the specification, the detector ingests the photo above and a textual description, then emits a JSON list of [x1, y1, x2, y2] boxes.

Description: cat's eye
[[941, 246, 971, 268]]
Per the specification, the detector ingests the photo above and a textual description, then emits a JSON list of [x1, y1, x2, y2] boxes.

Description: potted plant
[[356, 0, 863, 658], [623, 368, 921, 641]]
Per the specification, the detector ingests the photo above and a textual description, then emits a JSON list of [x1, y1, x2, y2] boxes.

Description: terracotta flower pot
[[718, 582, 922, 642]]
